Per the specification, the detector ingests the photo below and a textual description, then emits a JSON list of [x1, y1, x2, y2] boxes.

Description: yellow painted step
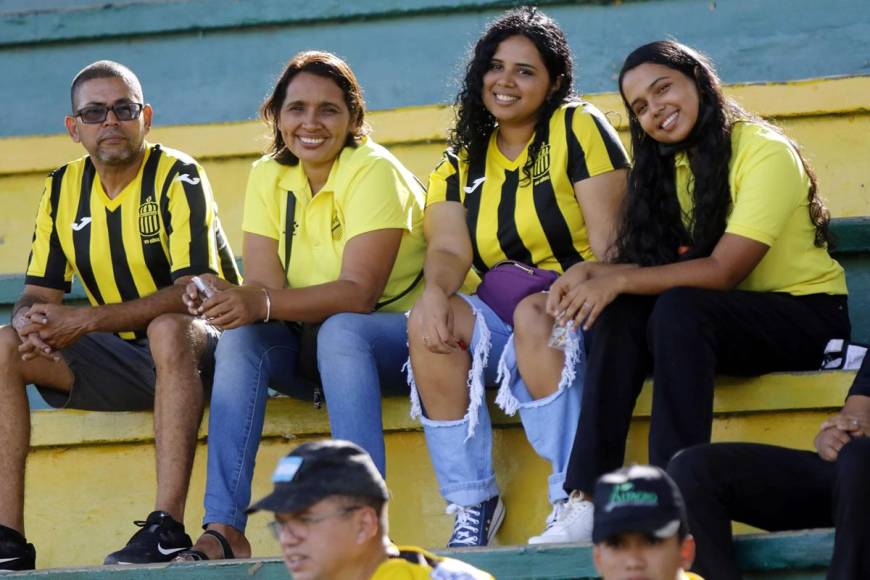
[[24, 370, 854, 569]]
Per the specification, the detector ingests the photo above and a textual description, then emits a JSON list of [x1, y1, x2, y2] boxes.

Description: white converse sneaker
[[527, 492, 593, 544]]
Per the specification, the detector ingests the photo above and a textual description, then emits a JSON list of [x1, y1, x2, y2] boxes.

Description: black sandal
[[174, 529, 236, 561]]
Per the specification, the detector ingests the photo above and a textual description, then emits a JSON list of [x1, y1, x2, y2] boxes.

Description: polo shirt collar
[[276, 140, 361, 195]]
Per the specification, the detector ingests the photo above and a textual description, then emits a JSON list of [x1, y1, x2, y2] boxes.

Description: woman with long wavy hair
[[406, 7, 629, 547], [538, 40, 850, 543], [175, 51, 426, 561]]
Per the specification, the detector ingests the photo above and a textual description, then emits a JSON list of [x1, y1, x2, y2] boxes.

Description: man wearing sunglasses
[[248, 440, 493, 580], [0, 60, 239, 571]]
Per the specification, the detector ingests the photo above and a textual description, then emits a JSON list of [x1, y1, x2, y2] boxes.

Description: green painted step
[[4, 528, 833, 578]]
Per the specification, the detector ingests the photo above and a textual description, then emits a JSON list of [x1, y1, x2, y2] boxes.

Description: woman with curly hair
[[539, 40, 850, 543], [406, 7, 629, 547]]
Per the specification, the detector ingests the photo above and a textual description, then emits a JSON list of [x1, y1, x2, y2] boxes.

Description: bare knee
[[0, 326, 22, 367], [512, 293, 553, 344], [147, 314, 206, 367]]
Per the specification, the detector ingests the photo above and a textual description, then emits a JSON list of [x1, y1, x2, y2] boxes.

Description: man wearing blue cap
[[247, 439, 493, 580], [592, 465, 703, 580]]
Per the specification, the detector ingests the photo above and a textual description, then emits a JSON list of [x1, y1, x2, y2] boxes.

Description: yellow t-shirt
[[242, 137, 426, 312], [675, 121, 846, 295], [682, 572, 704, 580], [426, 101, 629, 275], [373, 546, 494, 579]]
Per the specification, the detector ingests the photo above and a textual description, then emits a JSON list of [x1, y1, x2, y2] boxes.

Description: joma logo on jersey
[[138, 197, 160, 238], [533, 143, 551, 184]]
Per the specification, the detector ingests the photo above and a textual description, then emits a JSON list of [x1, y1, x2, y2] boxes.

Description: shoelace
[[446, 504, 483, 546], [543, 500, 567, 531], [558, 497, 592, 526]]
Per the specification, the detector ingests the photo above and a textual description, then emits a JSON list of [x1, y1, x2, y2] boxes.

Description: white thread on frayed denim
[[556, 328, 583, 393], [494, 334, 520, 416], [464, 304, 491, 441], [403, 310, 424, 420], [404, 357, 423, 420]]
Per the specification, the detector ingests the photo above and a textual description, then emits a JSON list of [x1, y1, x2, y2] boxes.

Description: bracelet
[[261, 288, 271, 323]]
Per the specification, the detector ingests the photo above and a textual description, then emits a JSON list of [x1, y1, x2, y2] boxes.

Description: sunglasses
[[74, 103, 144, 124]]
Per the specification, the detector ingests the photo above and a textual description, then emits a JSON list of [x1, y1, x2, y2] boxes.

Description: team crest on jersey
[[533, 143, 551, 184], [138, 196, 160, 238]]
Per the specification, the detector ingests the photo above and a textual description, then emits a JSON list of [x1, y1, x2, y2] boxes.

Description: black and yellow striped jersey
[[25, 143, 239, 339], [427, 101, 629, 274], [373, 546, 493, 579]]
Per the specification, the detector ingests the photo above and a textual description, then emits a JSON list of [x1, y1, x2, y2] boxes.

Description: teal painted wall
[[1, 0, 868, 137]]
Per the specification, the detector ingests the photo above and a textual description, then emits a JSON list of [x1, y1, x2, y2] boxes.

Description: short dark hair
[[334, 494, 389, 533], [70, 60, 143, 112], [261, 51, 370, 166]]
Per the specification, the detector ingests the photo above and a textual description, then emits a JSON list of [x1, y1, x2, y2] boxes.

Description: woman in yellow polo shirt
[[406, 7, 629, 547], [539, 40, 850, 543], [177, 51, 426, 560]]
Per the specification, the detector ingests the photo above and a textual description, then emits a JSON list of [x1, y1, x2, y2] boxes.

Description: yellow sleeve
[[164, 161, 221, 280], [242, 159, 282, 240], [342, 157, 416, 240], [570, 105, 630, 180], [725, 137, 806, 246], [426, 149, 462, 208], [25, 174, 73, 291]]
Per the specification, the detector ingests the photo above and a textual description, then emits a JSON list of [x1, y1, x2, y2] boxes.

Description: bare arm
[[410, 202, 474, 352], [551, 233, 769, 329], [202, 229, 403, 328], [574, 168, 627, 261], [421, 202, 474, 296]]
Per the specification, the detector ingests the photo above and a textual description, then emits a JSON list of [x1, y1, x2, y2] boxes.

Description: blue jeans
[[409, 295, 584, 507], [204, 313, 409, 532], [203, 322, 310, 531], [317, 312, 410, 476]]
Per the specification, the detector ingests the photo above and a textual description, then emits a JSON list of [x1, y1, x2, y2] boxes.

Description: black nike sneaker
[[104, 511, 192, 565], [0, 524, 36, 571]]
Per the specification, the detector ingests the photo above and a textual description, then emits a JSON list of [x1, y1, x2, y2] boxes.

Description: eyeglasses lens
[[78, 104, 142, 124]]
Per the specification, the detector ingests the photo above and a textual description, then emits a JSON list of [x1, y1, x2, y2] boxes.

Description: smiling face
[[65, 76, 151, 167], [621, 62, 700, 145], [481, 34, 558, 130], [593, 532, 695, 580], [278, 71, 355, 181]]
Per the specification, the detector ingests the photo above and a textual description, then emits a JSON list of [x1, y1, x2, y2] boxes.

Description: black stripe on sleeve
[[26, 166, 73, 291], [532, 177, 582, 271], [462, 157, 489, 273], [444, 150, 461, 203], [214, 217, 240, 284], [565, 106, 591, 183], [495, 169, 534, 265], [72, 159, 103, 304], [139, 146, 172, 289], [105, 207, 139, 303], [159, 159, 183, 242], [176, 163, 209, 278], [589, 110, 631, 170]]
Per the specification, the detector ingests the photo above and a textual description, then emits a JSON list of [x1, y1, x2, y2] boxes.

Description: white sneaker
[[527, 492, 593, 544]]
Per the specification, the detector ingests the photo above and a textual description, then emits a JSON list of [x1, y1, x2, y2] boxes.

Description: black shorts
[[36, 326, 220, 412]]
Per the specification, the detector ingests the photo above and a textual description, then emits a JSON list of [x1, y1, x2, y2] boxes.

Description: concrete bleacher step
[[18, 369, 855, 570], [4, 529, 834, 579]]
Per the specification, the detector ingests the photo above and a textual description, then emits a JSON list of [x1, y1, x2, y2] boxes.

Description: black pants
[[668, 439, 870, 580], [564, 288, 850, 493]]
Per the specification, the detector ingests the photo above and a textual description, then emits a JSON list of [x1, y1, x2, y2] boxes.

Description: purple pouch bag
[[476, 260, 559, 325]]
